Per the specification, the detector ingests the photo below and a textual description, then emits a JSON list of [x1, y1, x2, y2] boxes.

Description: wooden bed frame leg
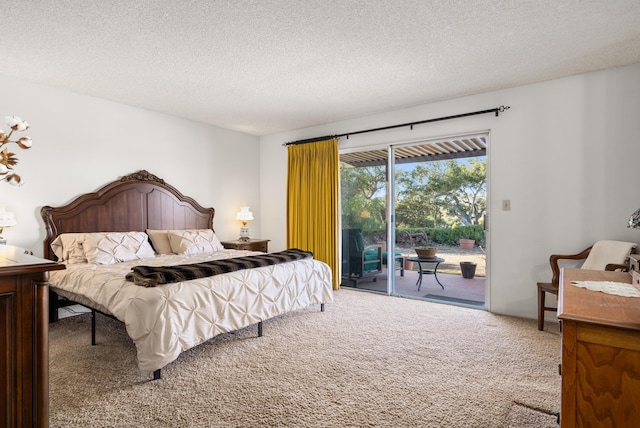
[[321, 303, 325, 312], [153, 369, 161, 380], [91, 309, 96, 346], [258, 321, 263, 337]]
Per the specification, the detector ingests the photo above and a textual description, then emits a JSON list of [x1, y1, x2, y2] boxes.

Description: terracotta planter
[[404, 259, 414, 270], [415, 247, 437, 258], [459, 239, 475, 250]]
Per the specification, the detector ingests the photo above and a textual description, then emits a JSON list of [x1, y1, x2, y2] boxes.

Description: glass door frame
[[386, 146, 397, 295], [384, 131, 490, 301], [340, 130, 490, 307]]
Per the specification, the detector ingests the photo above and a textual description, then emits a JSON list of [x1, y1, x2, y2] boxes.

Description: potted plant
[[460, 261, 477, 278], [404, 258, 414, 270], [459, 238, 475, 250], [415, 247, 437, 258]]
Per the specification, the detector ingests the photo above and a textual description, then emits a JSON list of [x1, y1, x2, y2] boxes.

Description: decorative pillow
[[168, 229, 224, 255], [50, 233, 88, 264], [146, 229, 174, 255], [83, 232, 156, 265]]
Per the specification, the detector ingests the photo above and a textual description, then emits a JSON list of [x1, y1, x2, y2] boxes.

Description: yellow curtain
[[287, 138, 340, 290]]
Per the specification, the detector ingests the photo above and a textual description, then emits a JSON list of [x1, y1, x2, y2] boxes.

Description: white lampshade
[[0, 205, 16, 244], [236, 207, 254, 222], [0, 205, 16, 228]]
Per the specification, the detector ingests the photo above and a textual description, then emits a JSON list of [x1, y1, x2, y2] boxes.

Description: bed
[[42, 170, 333, 379]]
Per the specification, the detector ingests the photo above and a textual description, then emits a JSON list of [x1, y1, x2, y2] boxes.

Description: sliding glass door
[[340, 133, 488, 308], [391, 137, 487, 307], [340, 149, 402, 292]]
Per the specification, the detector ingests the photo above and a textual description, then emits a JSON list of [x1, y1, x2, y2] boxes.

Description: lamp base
[[239, 226, 250, 241]]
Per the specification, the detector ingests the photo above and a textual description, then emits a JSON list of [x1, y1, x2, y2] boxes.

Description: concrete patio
[[341, 267, 486, 308]]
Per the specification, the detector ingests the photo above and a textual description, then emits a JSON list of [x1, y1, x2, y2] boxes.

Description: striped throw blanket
[[126, 248, 314, 287]]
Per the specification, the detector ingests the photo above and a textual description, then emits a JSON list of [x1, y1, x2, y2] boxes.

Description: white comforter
[[49, 249, 333, 375]]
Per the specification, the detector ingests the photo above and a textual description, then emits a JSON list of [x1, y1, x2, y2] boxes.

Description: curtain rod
[[283, 105, 510, 147]]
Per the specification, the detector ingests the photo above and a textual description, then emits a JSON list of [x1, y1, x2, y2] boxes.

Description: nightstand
[[221, 239, 269, 252]]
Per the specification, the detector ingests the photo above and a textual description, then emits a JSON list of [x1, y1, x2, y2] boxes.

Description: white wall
[[4, 63, 638, 320], [0, 76, 261, 254], [260, 62, 640, 319]]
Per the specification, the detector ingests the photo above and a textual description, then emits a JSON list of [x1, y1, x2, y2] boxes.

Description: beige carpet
[[49, 289, 561, 427]]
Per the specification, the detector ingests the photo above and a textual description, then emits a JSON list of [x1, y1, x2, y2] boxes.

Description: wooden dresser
[[0, 246, 65, 428], [558, 268, 640, 427]]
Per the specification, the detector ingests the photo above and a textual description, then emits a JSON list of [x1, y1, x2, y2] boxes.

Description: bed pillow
[[83, 232, 156, 265], [50, 233, 88, 264], [168, 229, 224, 255], [146, 229, 174, 255]]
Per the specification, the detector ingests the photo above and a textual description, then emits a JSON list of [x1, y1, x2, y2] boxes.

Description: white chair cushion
[[581, 240, 637, 270]]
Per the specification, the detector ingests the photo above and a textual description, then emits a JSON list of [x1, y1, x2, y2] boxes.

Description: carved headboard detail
[[41, 170, 215, 261]]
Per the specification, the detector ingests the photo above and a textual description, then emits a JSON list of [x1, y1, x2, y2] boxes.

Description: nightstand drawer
[[221, 239, 269, 252]]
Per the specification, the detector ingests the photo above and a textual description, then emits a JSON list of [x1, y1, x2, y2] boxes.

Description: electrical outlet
[[502, 199, 511, 211]]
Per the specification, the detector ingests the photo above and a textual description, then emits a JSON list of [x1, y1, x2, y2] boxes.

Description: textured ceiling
[[2, 1, 640, 136]]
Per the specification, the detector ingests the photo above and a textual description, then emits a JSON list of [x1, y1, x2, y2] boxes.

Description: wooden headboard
[[41, 170, 215, 261]]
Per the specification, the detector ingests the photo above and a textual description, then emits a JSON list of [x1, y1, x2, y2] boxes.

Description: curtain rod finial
[[496, 105, 511, 116]]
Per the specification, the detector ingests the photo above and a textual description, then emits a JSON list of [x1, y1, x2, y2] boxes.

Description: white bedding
[[49, 249, 333, 375]]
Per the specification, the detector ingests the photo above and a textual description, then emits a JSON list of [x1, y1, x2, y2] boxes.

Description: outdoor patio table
[[406, 256, 445, 290]]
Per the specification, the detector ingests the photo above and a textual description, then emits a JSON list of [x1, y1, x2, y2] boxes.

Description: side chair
[[341, 228, 383, 286], [537, 240, 637, 331], [341, 228, 405, 286]]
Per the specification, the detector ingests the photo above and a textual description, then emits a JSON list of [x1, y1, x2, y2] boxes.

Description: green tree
[[340, 164, 386, 232], [427, 159, 486, 226], [393, 159, 486, 227], [341, 158, 486, 233], [395, 162, 449, 228]]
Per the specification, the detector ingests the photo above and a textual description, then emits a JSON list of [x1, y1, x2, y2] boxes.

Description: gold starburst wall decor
[[0, 115, 32, 185]]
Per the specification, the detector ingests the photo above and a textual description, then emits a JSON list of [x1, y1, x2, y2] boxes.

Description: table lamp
[[236, 206, 253, 241], [0, 205, 17, 244], [628, 207, 640, 229]]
